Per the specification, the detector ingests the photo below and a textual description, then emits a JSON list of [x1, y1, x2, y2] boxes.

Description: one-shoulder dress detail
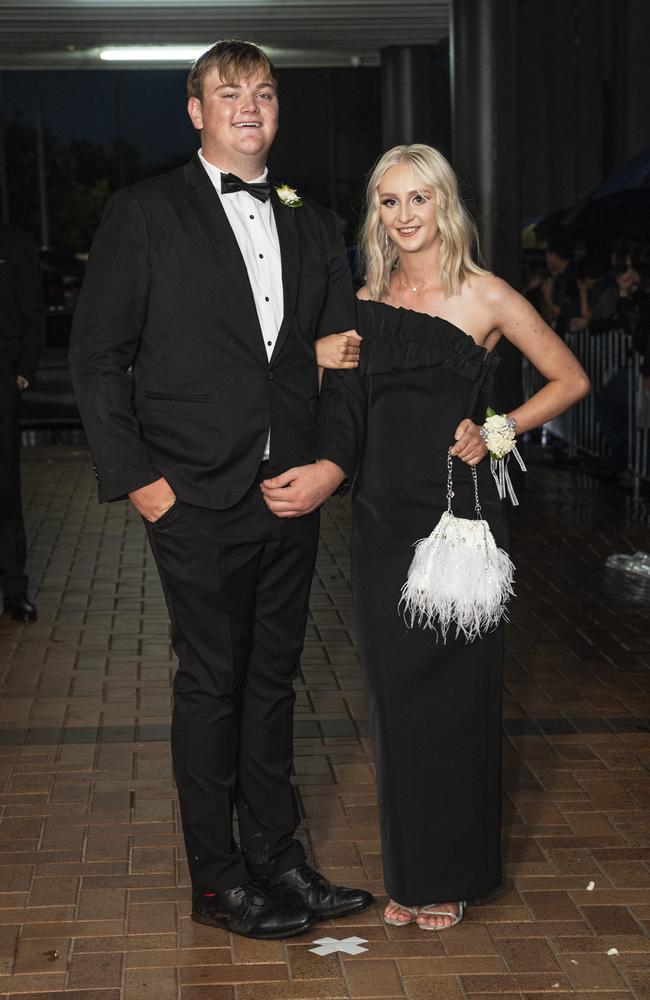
[[318, 300, 507, 906]]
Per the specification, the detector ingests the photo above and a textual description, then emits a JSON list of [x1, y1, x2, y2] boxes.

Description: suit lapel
[[270, 188, 301, 363], [183, 155, 267, 365]]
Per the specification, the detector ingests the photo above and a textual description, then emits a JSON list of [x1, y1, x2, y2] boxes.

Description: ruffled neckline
[[355, 300, 499, 386]]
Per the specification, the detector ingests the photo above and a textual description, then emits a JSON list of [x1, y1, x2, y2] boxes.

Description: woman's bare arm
[[451, 276, 590, 464], [314, 287, 367, 386], [315, 331, 362, 371], [487, 277, 590, 433]]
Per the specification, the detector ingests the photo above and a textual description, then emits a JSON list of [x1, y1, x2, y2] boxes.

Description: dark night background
[[1, 66, 382, 252]]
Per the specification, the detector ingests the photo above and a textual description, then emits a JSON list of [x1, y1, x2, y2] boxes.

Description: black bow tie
[[220, 173, 272, 202]]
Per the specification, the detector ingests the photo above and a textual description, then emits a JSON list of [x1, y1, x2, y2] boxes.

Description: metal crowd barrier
[[522, 327, 650, 496], [635, 367, 650, 490]]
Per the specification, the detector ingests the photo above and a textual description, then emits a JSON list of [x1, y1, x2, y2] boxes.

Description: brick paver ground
[[0, 443, 648, 999]]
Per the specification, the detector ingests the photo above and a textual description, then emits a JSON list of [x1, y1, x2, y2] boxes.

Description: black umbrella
[[531, 206, 570, 242], [560, 187, 650, 239], [534, 147, 650, 242]]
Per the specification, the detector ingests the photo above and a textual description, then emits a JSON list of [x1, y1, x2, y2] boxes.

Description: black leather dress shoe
[[260, 863, 374, 919], [192, 883, 317, 940], [3, 594, 37, 622]]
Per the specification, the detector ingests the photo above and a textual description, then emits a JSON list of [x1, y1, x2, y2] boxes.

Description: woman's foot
[[416, 900, 465, 930], [383, 899, 419, 926]]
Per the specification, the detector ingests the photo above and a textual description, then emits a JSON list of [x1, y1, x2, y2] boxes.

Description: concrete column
[[518, 0, 604, 222], [450, 0, 519, 286], [381, 44, 450, 153], [545, 0, 602, 212], [35, 77, 50, 247], [0, 74, 9, 224], [614, 0, 650, 168]]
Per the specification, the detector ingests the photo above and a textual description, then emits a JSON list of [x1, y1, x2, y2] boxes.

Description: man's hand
[[129, 477, 177, 522], [260, 460, 345, 518], [315, 331, 362, 370], [449, 419, 488, 466], [16, 375, 29, 391]]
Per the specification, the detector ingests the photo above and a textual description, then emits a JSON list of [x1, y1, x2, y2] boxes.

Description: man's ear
[[187, 96, 203, 131]]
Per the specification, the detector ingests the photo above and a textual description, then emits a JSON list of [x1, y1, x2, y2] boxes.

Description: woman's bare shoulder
[[464, 271, 507, 300], [464, 273, 521, 315], [356, 285, 372, 300]]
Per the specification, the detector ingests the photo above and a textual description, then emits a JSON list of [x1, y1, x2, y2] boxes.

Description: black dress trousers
[[0, 381, 28, 597], [145, 467, 319, 893]]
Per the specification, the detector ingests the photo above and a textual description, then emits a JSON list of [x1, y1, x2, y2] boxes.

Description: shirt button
[[250, 214, 255, 219], [259, 253, 264, 259], [265, 296, 270, 302], [267, 340, 272, 346]]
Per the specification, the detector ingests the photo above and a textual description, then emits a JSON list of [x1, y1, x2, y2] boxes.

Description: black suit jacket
[[69, 154, 356, 506], [0, 223, 46, 384]]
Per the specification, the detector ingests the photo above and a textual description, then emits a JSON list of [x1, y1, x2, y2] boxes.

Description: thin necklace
[[397, 274, 432, 294]]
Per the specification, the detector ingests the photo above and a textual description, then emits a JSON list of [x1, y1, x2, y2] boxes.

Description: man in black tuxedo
[[0, 223, 45, 622], [69, 40, 371, 939]]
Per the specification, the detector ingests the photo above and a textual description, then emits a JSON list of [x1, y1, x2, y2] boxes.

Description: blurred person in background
[[545, 240, 579, 336], [591, 260, 649, 482], [635, 264, 650, 390], [0, 222, 46, 622], [523, 262, 555, 325], [567, 258, 610, 333], [590, 260, 641, 330]]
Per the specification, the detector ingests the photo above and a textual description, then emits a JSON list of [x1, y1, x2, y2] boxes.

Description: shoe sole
[[317, 896, 374, 920], [191, 912, 317, 940]]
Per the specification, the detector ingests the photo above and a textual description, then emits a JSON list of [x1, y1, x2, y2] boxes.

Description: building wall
[[518, 0, 604, 221]]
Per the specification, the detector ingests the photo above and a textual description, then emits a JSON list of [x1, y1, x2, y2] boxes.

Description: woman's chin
[[395, 239, 425, 254]]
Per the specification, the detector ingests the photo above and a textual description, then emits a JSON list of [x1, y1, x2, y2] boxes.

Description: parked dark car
[[20, 247, 85, 427]]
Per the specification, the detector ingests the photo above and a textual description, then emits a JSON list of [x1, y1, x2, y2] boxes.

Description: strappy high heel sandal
[[383, 899, 419, 926], [416, 900, 466, 930]]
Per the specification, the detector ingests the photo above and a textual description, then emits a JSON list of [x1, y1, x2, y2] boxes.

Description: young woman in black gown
[[314, 145, 589, 930]]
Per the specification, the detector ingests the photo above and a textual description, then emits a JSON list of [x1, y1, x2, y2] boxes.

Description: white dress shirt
[[199, 149, 284, 460]]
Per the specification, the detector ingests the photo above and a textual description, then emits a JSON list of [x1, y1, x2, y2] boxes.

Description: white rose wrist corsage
[[480, 407, 527, 506]]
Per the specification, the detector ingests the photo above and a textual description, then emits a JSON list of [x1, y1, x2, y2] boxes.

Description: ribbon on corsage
[[480, 407, 527, 507]]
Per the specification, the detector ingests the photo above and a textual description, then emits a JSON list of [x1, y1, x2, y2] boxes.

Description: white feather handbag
[[400, 453, 515, 642]]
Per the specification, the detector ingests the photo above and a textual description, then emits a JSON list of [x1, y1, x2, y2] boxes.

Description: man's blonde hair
[[187, 40, 278, 100]]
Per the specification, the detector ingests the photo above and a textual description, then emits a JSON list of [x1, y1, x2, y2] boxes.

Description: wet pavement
[[0, 444, 648, 999]]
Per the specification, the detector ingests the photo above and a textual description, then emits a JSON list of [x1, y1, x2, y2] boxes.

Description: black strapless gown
[[319, 301, 508, 906]]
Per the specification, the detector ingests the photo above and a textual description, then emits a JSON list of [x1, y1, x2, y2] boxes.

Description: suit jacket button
[[267, 372, 274, 381]]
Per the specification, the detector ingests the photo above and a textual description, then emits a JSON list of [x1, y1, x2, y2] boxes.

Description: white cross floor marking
[[309, 936, 369, 956]]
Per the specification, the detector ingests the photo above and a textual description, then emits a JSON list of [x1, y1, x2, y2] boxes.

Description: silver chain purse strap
[[446, 450, 482, 520]]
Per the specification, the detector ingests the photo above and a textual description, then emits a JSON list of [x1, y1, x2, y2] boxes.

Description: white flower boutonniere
[[480, 406, 527, 506], [275, 184, 303, 207]]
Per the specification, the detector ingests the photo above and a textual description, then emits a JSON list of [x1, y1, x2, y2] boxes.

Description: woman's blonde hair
[[359, 144, 488, 300]]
